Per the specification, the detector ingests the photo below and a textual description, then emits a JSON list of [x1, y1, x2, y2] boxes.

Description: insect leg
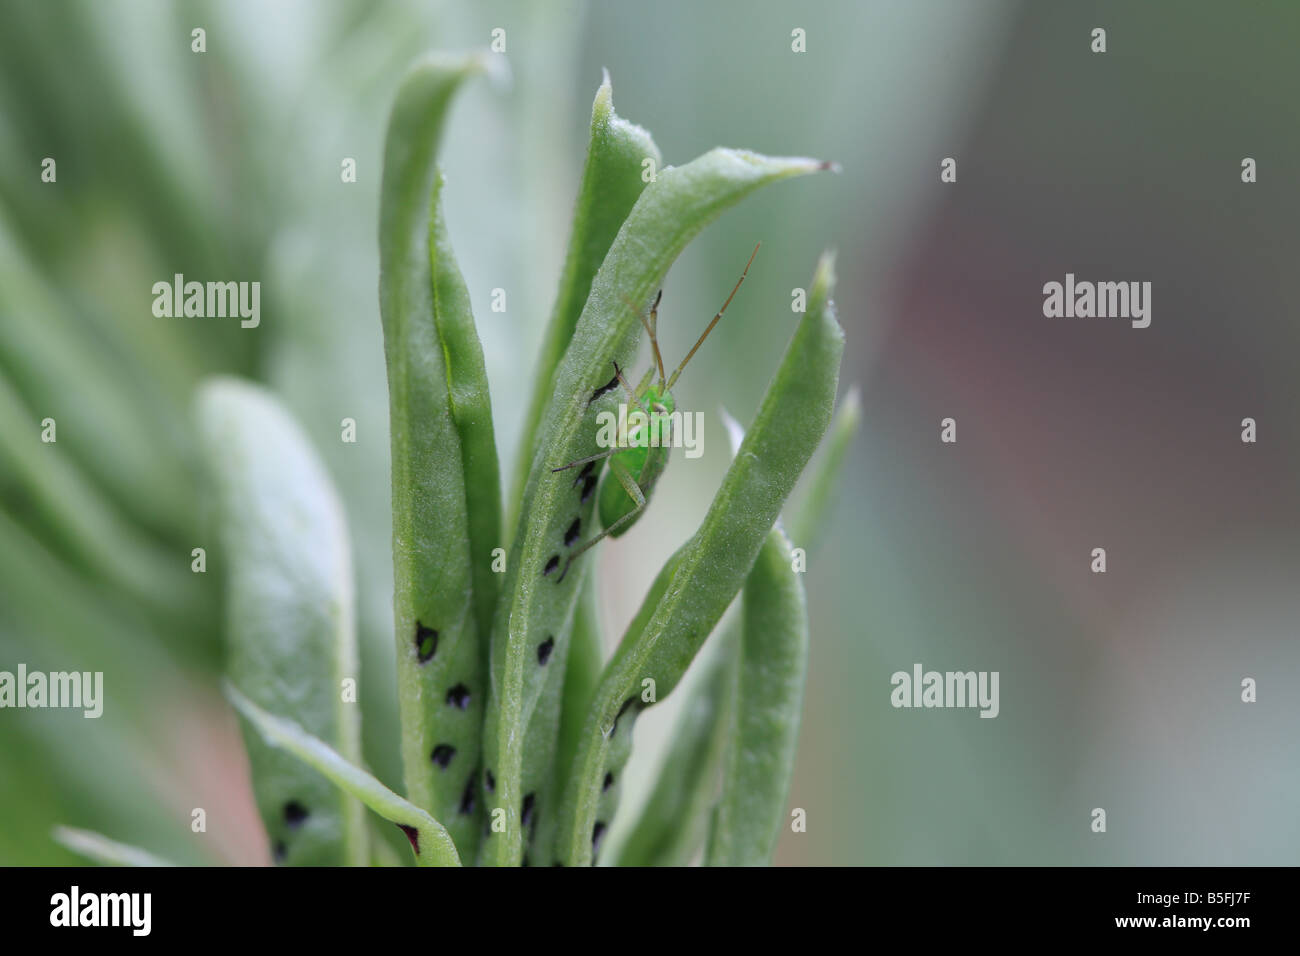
[[613, 364, 642, 406], [552, 447, 620, 473], [558, 458, 647, 582]]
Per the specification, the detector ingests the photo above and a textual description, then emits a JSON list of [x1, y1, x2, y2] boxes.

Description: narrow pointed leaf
[[197, 377, 366, 866], [430, 170, 502, 649], [483, 150, 830, 866], [706, 526, 808, 866], [530, 577, 605, 864], [556, 252, 842, 866], [603, 407, 747, 867], [378, 54, 486, 855], [789, 385, 861, 551], [507, 73, 661, 530], [602, 624, 737, 867]]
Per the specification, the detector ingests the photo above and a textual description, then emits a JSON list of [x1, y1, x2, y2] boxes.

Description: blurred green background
[[2, 0, 1297, 865]]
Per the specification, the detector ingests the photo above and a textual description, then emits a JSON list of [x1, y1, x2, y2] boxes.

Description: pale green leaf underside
[[197, 376, 365, 867], [225, 684, 460, 867]]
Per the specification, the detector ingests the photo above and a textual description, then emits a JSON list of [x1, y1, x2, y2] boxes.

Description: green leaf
[[51, 826, 178, 868], [0, 367, 195, 623], [556, 252, 843, 866], [706, 526, 808, 866], [789, 384, 862, 551], [369, 822, 408, 867], [197, 377, 365, 866], [225, 685, 460, 867], [430, 170, 502, 649], [601, 623, 737, 867], [483, 150, 830, 866], [506, 72, 661, 533], [602, 407, 747, 868], [378, 53, 487, 855], [529, 577, 604, 865], [0, 223, 192, 536]]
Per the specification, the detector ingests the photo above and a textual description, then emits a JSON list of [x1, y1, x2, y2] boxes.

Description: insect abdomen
[[598, 443, 668, 536]]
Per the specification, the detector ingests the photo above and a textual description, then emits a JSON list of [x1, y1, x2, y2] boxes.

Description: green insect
[[553, 243, 760, 580]]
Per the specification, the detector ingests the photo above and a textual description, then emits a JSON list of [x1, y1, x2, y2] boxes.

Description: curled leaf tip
[[811, 251, 839, 302], [593, 76, 614, 118]]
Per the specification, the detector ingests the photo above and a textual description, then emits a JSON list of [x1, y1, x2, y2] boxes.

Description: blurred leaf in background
[[0, 0, 1015, 865]]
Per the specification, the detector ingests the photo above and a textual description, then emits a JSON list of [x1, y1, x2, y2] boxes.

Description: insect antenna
[[646, 289, 666, 386], [665, 242, 760, 390], [622, 289, 667, 388]]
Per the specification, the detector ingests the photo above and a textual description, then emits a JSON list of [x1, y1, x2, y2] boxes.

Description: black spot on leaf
[[602, 773, 614, 793], [572, 460, 595, 488], [445, 684, 471, 710], [521, 793, 536, 829], [580, 476, 598, 502], [459, 775, 477, 815], [543, 555, 560, 576], [537, 636, 555, 665], [485, 769, 495, 792], [592, 821, 607, 856], [564, 517, 581, 546], [414, 622, 438, 663], [431, 744, 456, 768], [283, 801, 309, 828]]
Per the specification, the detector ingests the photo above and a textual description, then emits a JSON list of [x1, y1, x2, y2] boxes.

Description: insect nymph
[[553, 243, 760, 581]]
